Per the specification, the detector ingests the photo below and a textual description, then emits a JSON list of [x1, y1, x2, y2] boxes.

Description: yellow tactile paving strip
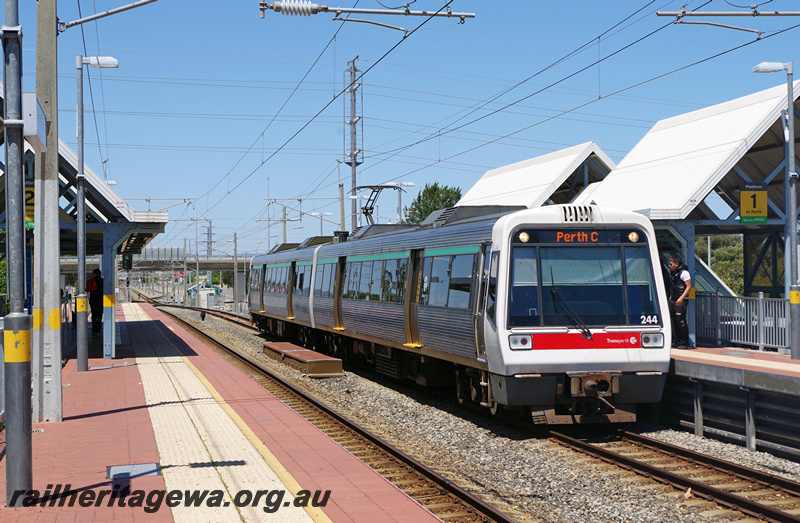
[[123, 303, 315, 523]]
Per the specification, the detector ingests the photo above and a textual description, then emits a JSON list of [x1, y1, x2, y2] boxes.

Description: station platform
[[670, 345, 800, 395], [0, 302, 438, 522]]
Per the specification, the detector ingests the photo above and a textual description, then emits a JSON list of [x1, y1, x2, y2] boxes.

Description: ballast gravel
[[165, 307, 800, 522]]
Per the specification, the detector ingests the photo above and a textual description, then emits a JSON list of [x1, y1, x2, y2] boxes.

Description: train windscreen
[[508, 243, 660, 328]]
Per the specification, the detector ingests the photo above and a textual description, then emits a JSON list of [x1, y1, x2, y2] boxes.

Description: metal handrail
[[696, 291, 788, 350]]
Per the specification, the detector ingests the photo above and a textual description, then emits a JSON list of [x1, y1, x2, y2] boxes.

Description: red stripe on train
[[531, 332, 642, 350]]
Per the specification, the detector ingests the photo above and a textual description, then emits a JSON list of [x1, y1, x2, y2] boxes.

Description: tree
[[404, 182, 462, 224], [695, 234, 744, 295]]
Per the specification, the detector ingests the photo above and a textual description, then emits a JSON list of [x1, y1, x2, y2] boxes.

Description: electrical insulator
[[273, 0, 321, 16]]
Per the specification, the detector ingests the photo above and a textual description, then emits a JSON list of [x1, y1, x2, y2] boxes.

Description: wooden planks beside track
[[263, 342, 343, 378]]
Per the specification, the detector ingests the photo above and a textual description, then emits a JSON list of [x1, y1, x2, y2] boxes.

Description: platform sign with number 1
[[740, 184, 767, 224]]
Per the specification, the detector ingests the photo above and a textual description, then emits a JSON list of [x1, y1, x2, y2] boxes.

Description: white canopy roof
[[457, 141, 615, 208], [575, 80, 800, 219]]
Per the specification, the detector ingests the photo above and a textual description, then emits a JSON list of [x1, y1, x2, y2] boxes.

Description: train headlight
[[628, 231, 639, 242], [509, 334, 532, 350], [640, 332, 664, 348], [518, 231, 530, 243]]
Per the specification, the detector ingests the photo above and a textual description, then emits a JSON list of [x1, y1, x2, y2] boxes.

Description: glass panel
[[341, 263, 351, 298], [358, 261, 373, 299], [427, 256, 450, 307], [369, 261, 383, 300], [321, 264, 333, 298], [396, 258, 408, 304], [509, 248, 539, 327], [540, 247, 626, 327], [448, 255, 474, 309], [420, 257, 433, 305], [383, 259, 397, 302], [314, 264, 324, 297], [486, 252, 498, 323], [346, 263, 361, 299], [625, 247, 660, 325]]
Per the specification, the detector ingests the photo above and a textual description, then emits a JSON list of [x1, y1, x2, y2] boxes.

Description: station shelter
[[0, 129, 167, 422], [456, 80, 799, 349]]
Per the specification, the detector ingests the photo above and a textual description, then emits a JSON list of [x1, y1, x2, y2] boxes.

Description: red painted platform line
[[140, 303, 439, 523], [0, 310, 169, 521]]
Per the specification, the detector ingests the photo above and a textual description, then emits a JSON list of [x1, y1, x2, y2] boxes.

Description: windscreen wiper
[[550, 268, 592, 340]]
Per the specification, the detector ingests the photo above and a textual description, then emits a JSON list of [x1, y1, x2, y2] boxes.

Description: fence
[[696, 292, 788, 351]]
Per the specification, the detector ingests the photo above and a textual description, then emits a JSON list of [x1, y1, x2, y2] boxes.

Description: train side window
[[314, 265, 324, 297], [369, 261, 383, 300], [358, 261, 373, 299], [448, 254, 474, 309], [352, 263, 363, 299], [625, 247, 659, 324], [509, 248, 539, 326], [296, 266, 305, 296], [419, 257, 433, 305], [278, 266, 286, 294], [321, 264, 333, 298], [486, 252, 499, 323], [427, 256, 450, 307], [383, 259, 398, 302], [396, 258, 408, 304], [341, 263, 351, 298], [347, 263, 362, 299], [266, 267, 274, 293]]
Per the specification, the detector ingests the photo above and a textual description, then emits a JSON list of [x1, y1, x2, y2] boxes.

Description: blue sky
[[8, 0, 800, 254]]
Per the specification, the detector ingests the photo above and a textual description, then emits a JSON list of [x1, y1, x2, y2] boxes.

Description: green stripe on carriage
[[317, 258, 339, 265], [424, 245, 481, 257], [265, 262, 293, 268], [297, 260, 314, 266], [347, 252, 409, 263]]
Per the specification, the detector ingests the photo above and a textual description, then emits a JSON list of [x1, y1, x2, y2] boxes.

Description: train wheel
[[488, 401, 502, 417]]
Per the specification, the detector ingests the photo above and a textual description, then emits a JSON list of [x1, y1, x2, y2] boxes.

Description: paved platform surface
[[0, 302, 438, 522]]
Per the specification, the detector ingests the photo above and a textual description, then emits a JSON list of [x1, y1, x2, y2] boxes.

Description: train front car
[[484, 205, 670, 424]]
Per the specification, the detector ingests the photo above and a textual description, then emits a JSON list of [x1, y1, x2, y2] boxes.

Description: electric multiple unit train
[[248, 204, 671, 423]]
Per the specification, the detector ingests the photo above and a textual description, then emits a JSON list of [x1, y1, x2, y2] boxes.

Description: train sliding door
[[473, 244, 491, 359], [333, 256, 346, 330], [404, 249, 422, 347], [287, 261, 296, 319]]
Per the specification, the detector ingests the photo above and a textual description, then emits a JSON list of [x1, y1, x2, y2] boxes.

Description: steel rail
[[619, 431, 800, 497], [548, 430, 800, 523]]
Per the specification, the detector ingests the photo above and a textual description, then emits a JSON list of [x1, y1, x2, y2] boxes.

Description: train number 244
[[640, 315, 659, 324]]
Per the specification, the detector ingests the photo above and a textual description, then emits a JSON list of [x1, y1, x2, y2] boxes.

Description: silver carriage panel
[[313, 297, 336, 328], [262, 291, 289, 318], [248, 290, 260, 312], [292, 295, 311, 324], [418, 307, 475, 359], [341, 299, 405, 344]]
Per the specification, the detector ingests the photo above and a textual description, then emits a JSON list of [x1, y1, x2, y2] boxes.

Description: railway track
[[548, 430, 800, 522], [137, 294, 800, 521], [152, 302, 516, 522]]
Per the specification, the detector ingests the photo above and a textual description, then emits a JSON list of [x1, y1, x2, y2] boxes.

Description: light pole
[[753, 61, 798, 359], [384, 181, 415, 223], [76, 55, 118, 372], [310, 212, 333, 235]]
